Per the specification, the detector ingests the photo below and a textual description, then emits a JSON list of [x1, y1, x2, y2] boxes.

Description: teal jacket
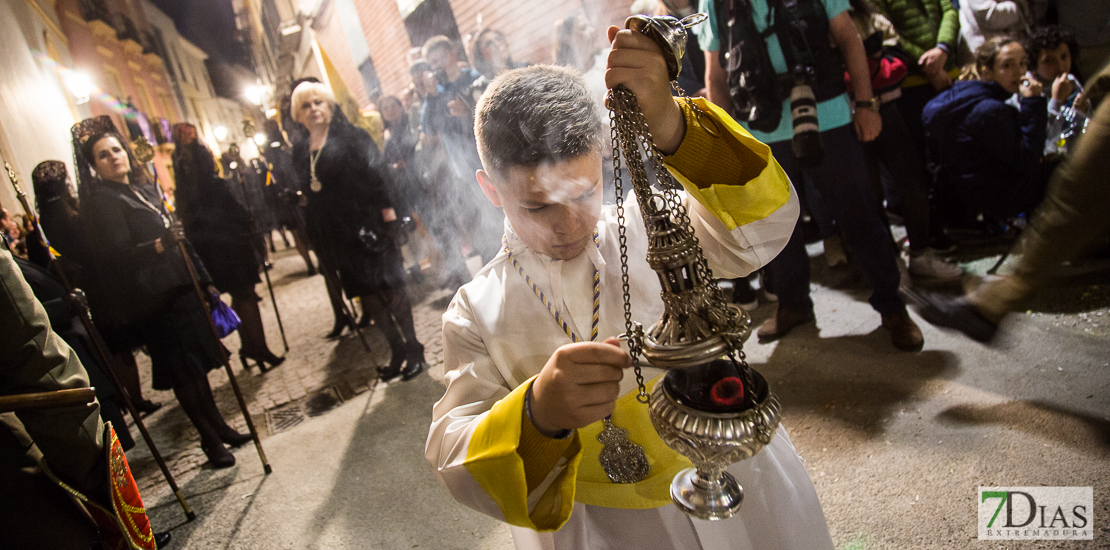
[[869, 0, 960, 70]]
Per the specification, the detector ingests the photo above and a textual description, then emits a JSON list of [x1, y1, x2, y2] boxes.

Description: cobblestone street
[[122, 237, 1110, 549], [125, 242, 451, 495]]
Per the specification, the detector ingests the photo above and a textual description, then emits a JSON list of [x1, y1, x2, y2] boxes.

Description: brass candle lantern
[[610, 14, 782, 521]]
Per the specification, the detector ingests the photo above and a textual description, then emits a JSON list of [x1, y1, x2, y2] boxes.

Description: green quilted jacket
[[869, 0, 960, 69]]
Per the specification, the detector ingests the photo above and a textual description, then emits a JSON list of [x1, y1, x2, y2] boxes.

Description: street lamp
[[214, 126, 228, 142], [65, 72, 93, 105], [253, 133, 266, 146], [245, 85, 264, 106]]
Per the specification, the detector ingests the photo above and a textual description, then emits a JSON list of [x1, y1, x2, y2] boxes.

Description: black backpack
[[716, 0, 846, 132]]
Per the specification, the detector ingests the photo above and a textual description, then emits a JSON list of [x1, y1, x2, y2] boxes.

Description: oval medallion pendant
[[598, 418, 649, 483], [310, 178, 322, 193]]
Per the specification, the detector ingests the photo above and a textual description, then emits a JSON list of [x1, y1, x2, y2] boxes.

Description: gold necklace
[[308, 146, 323, 193]]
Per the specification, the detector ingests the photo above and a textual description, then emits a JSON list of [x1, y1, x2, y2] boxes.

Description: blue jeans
[[765, 124, 905, 316]]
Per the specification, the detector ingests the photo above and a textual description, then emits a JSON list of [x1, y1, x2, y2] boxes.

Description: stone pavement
[[123, 241, 450, 495], [123, 237, 1110, 549]]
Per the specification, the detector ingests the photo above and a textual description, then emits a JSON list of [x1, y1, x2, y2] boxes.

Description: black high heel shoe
[[201, 441, 236, 469], [377, 354, 406, 383], [325, 317, 353, 339], [239, 351, 285, 373], [133, 399, 163, 416], [217, 425, 253, 447], [400, 342, 427, 382]]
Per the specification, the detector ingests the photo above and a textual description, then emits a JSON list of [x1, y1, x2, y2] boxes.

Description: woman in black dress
[[32, 159, 162, 415], [291, 81, 427, 382], [73, 116, 249, 468], [171, 123, 285, 371]]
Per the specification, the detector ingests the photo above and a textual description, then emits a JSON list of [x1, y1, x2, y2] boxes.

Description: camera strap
[[719, 0, 785, 132], [768, 0, 819, 79]]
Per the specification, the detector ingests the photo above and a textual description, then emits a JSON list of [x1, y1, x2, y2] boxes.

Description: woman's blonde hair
[[290, 81, 336, 125]]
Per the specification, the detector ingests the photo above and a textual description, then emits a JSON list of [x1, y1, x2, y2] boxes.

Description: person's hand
[[918, 47, 948, 77], [529, 337, 632, 435], [422, 71, 439, 96], [605, 25, 686, 155], [853, 107, 882, 142], [447, 97, 467, 117], [928, 69, 952, 91], [1073, 90, 1091, 113], [65, 289, 89, 317], [381, 207, 397, 222], [1052, 73, 1075, 103], [1020, 73, 1044, 98], [163, 222, 185, 247]]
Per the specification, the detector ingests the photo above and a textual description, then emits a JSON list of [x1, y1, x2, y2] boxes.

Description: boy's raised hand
[[605, 25, 686, 155], [529, 337, 633, 436]]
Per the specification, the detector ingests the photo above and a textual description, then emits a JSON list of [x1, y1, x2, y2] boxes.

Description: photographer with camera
[[701, 0, 924, 351], [420, 35, 503, 265]]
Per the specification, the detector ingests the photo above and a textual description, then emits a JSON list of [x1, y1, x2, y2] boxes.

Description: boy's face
[[1035, 43, 1071, 82], [477, 153, 603, 261], [426, 45, 457, 74]]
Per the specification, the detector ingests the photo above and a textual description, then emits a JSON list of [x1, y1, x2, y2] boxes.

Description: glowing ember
[[709, 377, 745, 407]]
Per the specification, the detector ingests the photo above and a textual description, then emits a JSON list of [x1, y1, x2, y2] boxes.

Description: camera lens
[[790, 83, 823, 168]]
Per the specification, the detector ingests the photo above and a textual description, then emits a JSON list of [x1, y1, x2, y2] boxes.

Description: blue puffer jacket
[[923, 79, 1047, 221]]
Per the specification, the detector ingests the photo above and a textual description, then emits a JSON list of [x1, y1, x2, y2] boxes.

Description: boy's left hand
[[605, 25, 686, 155]]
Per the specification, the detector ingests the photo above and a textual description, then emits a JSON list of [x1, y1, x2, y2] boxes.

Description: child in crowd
[[924, 37, 1049, 225], [425, 25, 833, 550], [1024, 25, 1091, 156]]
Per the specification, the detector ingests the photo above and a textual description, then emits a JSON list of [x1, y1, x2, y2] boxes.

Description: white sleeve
[[425, 289, 513, 522], [685, 183, 800, 280]]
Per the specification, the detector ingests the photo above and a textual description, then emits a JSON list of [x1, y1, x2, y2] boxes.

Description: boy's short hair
[[422, 35, 454, 59], [475, 65, 603, 179], [1026, 26, 1078, 72]]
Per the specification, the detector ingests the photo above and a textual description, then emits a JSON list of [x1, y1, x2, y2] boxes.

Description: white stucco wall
[[0, 0, 87, 214]]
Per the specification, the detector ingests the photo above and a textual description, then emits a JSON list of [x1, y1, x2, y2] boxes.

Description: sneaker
[[880, 309, 924, 351], [901, 288, 998, 342], [908, 250, 964, 282]]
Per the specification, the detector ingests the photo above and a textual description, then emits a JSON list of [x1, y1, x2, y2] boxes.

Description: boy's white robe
[[426, 101, 834, 550]]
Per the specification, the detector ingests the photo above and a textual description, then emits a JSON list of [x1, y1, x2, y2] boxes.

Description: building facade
[[143, 0, 255, 167], [53, 0, 185, 189], [0, 0, 90, 214]]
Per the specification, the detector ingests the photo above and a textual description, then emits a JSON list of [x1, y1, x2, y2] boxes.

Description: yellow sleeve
[[663, 97, 793, 230], [463, 376, 583, 531]]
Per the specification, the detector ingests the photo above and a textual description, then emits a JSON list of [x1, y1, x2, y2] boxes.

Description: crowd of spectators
[[4, 0, 1105, 348]]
